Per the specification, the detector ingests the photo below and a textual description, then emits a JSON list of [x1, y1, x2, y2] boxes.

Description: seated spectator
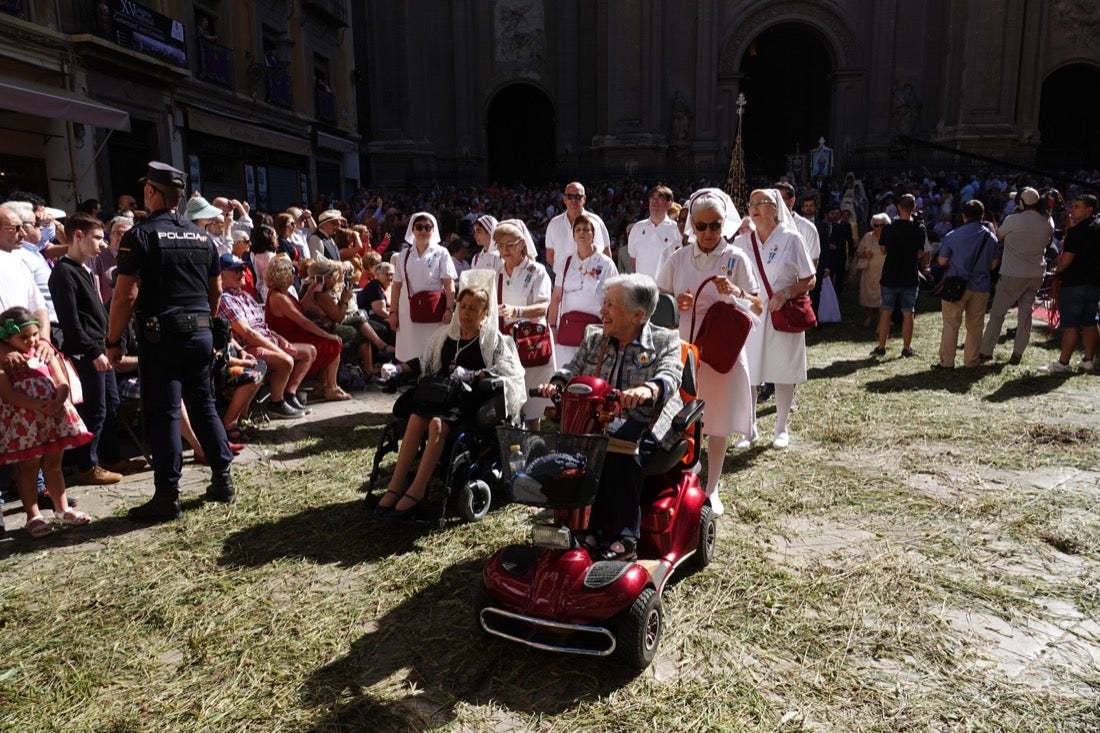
[[358, 261, 396, 348], [261, 256, 348, 401], [218, 253, 315, 418], [299, 258, 391, 379], [250, 224, 278, 302]]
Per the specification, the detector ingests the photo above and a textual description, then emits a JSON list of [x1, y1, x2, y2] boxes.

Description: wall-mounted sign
[[93, 0, 188, 69]]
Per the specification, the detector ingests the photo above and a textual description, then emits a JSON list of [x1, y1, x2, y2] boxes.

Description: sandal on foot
[[324, 388, 352, 401], [372, 489, 403, 515], [382, 494, 424, 520], [57, 508, 91, 526], [26, 515, 55, 538], [597, 537, 637, 562]]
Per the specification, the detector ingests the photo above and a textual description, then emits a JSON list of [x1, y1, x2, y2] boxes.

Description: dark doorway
[[487, 84, 555, 185], [1038, 63, 1100, 170], [738, 23, 833, 180], [105, 119, 157, 209]]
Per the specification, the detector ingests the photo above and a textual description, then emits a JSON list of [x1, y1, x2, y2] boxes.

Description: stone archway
[[486, 83, 556, 186], [1038, 63, 1100, 170]]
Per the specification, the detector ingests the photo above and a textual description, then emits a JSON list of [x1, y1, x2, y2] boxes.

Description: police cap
[[140, 161, 187, 191]]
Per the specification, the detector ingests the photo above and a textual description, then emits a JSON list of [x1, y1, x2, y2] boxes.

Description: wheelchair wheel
[[460, 479, 492, 523], [615, 587, 662, 669], [689, 504, 717, 571]]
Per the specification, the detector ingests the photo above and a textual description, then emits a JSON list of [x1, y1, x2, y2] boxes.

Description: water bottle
[[508, 444, 525, 475]]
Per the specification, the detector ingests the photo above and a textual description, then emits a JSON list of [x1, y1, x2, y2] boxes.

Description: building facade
[[1, 0, 360, 211], [355, 0, 1100, 187]]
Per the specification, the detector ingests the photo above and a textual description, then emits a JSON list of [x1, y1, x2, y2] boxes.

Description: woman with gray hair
[[657, 188, 761, 515], [536, 273, 683, 561], [856, 213, 890, 326]]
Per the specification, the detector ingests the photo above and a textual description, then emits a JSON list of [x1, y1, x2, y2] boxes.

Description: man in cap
[[106, 161, 236, 522], [979, 187, 1054, 364], [309, 209, 344, 261]]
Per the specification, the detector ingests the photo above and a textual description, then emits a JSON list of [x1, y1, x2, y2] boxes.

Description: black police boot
[[205, 470, 236, 504], [128, 494, 183, 522]]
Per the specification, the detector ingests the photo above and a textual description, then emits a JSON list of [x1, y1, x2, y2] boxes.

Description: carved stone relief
[[494, 0, 545, 69]]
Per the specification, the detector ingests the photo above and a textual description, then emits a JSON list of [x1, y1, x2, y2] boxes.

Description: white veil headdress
[[403, 211, 442, 247], [496, 218, 538, 260], [684, 188, 742, 245]]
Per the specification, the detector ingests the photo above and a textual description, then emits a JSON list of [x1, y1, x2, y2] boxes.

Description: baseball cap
[[219, 253, 246, 271], [1018, 187, 1040, 206]]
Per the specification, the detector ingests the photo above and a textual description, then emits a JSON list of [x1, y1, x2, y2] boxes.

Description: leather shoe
[[128, 497, 183, 522], [205, 471, 236, 503], [36, 492, 77, 511], [102, 458, 148, 474], [71, 465, 123, 485]]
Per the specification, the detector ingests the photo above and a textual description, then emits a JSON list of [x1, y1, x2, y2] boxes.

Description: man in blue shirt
[[933, 200, 1000, 369]]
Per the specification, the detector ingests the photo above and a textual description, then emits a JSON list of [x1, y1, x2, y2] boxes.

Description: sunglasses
[[693, 221, 723, 232], [563, 193, 584, 201], [413, 223, 434, 232], [872, 223, 885, 229]]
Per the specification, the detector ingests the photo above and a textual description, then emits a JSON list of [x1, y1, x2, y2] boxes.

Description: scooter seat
[[643, 439, 688, 477]]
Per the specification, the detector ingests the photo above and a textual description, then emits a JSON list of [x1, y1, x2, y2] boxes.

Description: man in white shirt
[[544, 181, 611, 277], [286, 206, 315, 260], [776, 182, 820, 266], [1, 202, 57, 327], [0, 206, 50, 339], [627, 185, 680, 278]]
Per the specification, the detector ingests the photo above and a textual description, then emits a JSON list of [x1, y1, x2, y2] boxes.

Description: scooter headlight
[[531, 524, 572, 550]]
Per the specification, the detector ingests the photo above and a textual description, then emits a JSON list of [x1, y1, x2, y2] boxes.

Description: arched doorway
[[486, 84, 555, 185], [738, 23, 833, 180], [1038, 63, 1100, 170]]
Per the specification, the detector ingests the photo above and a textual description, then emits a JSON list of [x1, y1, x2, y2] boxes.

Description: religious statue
[[810, 136, 834, 179], [670, 91, 693, 148], [890, 83, 920, 136]]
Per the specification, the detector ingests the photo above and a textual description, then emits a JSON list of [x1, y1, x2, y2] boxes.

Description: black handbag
[[939, 231, 991, 302], [412, 375, 468, 410]]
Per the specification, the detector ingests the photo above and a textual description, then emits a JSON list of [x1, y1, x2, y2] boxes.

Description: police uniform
[[108, 162, 234, 521]]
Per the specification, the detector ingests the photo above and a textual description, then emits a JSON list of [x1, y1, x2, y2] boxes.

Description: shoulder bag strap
[[965, 231, 990, 277], [497, 272, 504, 309], [562, 256, 573, 289], [750, 232, 775, 299], [688, 275, 720, 343], [402, 248, 416, 300]]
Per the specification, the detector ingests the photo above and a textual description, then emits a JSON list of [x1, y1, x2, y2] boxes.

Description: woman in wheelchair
[[537, 274, 683, 561], [375, 277, 525, 518]]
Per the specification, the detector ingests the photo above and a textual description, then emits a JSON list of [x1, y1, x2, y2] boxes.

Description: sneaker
[[772, 432, 790, 449], [756, 384, 774, 404], [733, 437, 752, 450], [707, 491, 725, 517], [1008, 353, 1023, 365], [284, 394, 312, 414], [71, 465, 123, 486], [266, 400, 302, 419], [901, 348, 916, 358], [128, 496, 183, 522], [1080, 359, 1094, 373], [1041, 360, 1071, 373], [870, 346, 886, 357]]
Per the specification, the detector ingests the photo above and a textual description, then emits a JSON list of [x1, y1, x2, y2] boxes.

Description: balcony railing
[[265, 66, 292, 108], [315, 87, 336, 123], [196, 37, 233, 87]]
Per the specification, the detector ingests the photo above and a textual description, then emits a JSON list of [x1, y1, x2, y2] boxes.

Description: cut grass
[[2, 296, 1098, 731]]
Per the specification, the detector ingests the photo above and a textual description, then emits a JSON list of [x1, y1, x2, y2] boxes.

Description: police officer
[[106, 162, 235, 521]]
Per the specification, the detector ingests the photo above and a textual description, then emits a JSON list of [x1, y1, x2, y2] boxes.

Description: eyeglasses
[[872, 223, 885, 229], [413, 223, 434, 232], [693, 221, 723, 232], [0, 225, 20, 232], [563, 193, 584, 201], [496, 239, 521, 250], [747, 200, 775, 208]]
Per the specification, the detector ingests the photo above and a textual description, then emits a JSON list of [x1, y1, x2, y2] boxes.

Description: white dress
[[394, 243, 457, 363], [656, 241, 759, 439], [553, 250, 617, 364], [735, 226, 815, 385], [470, 249, 502, 272], [499, 259, 556, 421]]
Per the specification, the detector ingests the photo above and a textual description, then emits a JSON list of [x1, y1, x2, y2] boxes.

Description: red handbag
[[751, 233, 817, 333], [404, 249, 447, 323], [510, 321, 553, 367], [688, 275, 751, 374], [555, 257, 601, 346]]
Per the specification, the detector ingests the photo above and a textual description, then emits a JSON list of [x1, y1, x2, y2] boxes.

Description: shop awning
[[0, 80, 131, 132]]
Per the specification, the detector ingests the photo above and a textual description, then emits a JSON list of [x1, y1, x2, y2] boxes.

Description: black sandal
[[597, 536, 637, 562], [372, 489, 403, 515]]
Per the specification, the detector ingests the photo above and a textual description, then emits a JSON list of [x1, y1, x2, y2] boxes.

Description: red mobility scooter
[[475, 373, 714, 668]]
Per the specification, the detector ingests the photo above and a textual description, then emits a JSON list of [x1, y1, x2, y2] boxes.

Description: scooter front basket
[[496, 427, 609, 508]]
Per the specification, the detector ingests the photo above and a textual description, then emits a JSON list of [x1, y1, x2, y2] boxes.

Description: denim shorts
[[1058, 284, 1100, 329], [880, 285, 918, 312]]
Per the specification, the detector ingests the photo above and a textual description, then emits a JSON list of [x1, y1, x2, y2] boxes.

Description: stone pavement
[[0, 388, 397, 545]]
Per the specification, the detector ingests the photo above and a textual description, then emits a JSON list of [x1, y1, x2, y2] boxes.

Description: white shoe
[[1080, 359, 1094, 373], [379, 363, 400, 381], [1041, 361, 1071, 373], [734, 438, 752, 450], [772, 432, 790, 449], [707, 491, 725, 517]]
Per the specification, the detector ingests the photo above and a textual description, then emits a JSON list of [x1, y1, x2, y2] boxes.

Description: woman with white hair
[[856, 213, 890, 326], [656, 188, 761, 515], [735, 189, 816, 450], [387, 212, 456, 380], [493, 218, 555, 428], [470, 214, 501, 271]]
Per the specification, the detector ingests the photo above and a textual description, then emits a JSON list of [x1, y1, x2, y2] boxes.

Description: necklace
[[449, 334, 479, 369]]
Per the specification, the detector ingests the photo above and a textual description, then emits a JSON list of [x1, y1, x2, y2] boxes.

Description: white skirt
[[396, 310, 445, 363], [697, 353, 756, 439]]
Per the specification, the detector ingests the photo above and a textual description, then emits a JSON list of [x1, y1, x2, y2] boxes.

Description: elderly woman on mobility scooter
[[536, 273, 683, 561], [374, 270, 525, 519]]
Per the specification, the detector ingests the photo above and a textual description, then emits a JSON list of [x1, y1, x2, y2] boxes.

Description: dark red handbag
[[404, 249, 447, 323], [751, 233, 817, 334], [555, 257, 601, 346], [510, 320, 553, 367], [688, 275, 752, 374]]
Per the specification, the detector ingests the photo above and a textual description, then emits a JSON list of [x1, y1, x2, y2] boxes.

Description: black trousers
[[71, 353, 120, 471], [140, 328, 232, 499]]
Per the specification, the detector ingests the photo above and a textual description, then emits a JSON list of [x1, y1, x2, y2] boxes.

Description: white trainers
[[733, 438, 752, 450], [772, 432, 790, 449], [379, 363, 400, 381], [707, 490, 725, 517], [1042, 360, 1071, 373], [1080, 359, 1095, 373]]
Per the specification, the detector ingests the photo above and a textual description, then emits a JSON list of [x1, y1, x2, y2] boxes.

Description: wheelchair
[[365, 376, 514, 528]]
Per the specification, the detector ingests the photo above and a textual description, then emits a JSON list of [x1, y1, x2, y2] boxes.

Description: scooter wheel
[[615, 587, 662, 669], [690, 504, 717, 570], [460, 480, 492, 523]]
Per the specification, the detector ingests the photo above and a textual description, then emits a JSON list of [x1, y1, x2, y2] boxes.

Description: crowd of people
[[1, 161, 1097, 541]]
